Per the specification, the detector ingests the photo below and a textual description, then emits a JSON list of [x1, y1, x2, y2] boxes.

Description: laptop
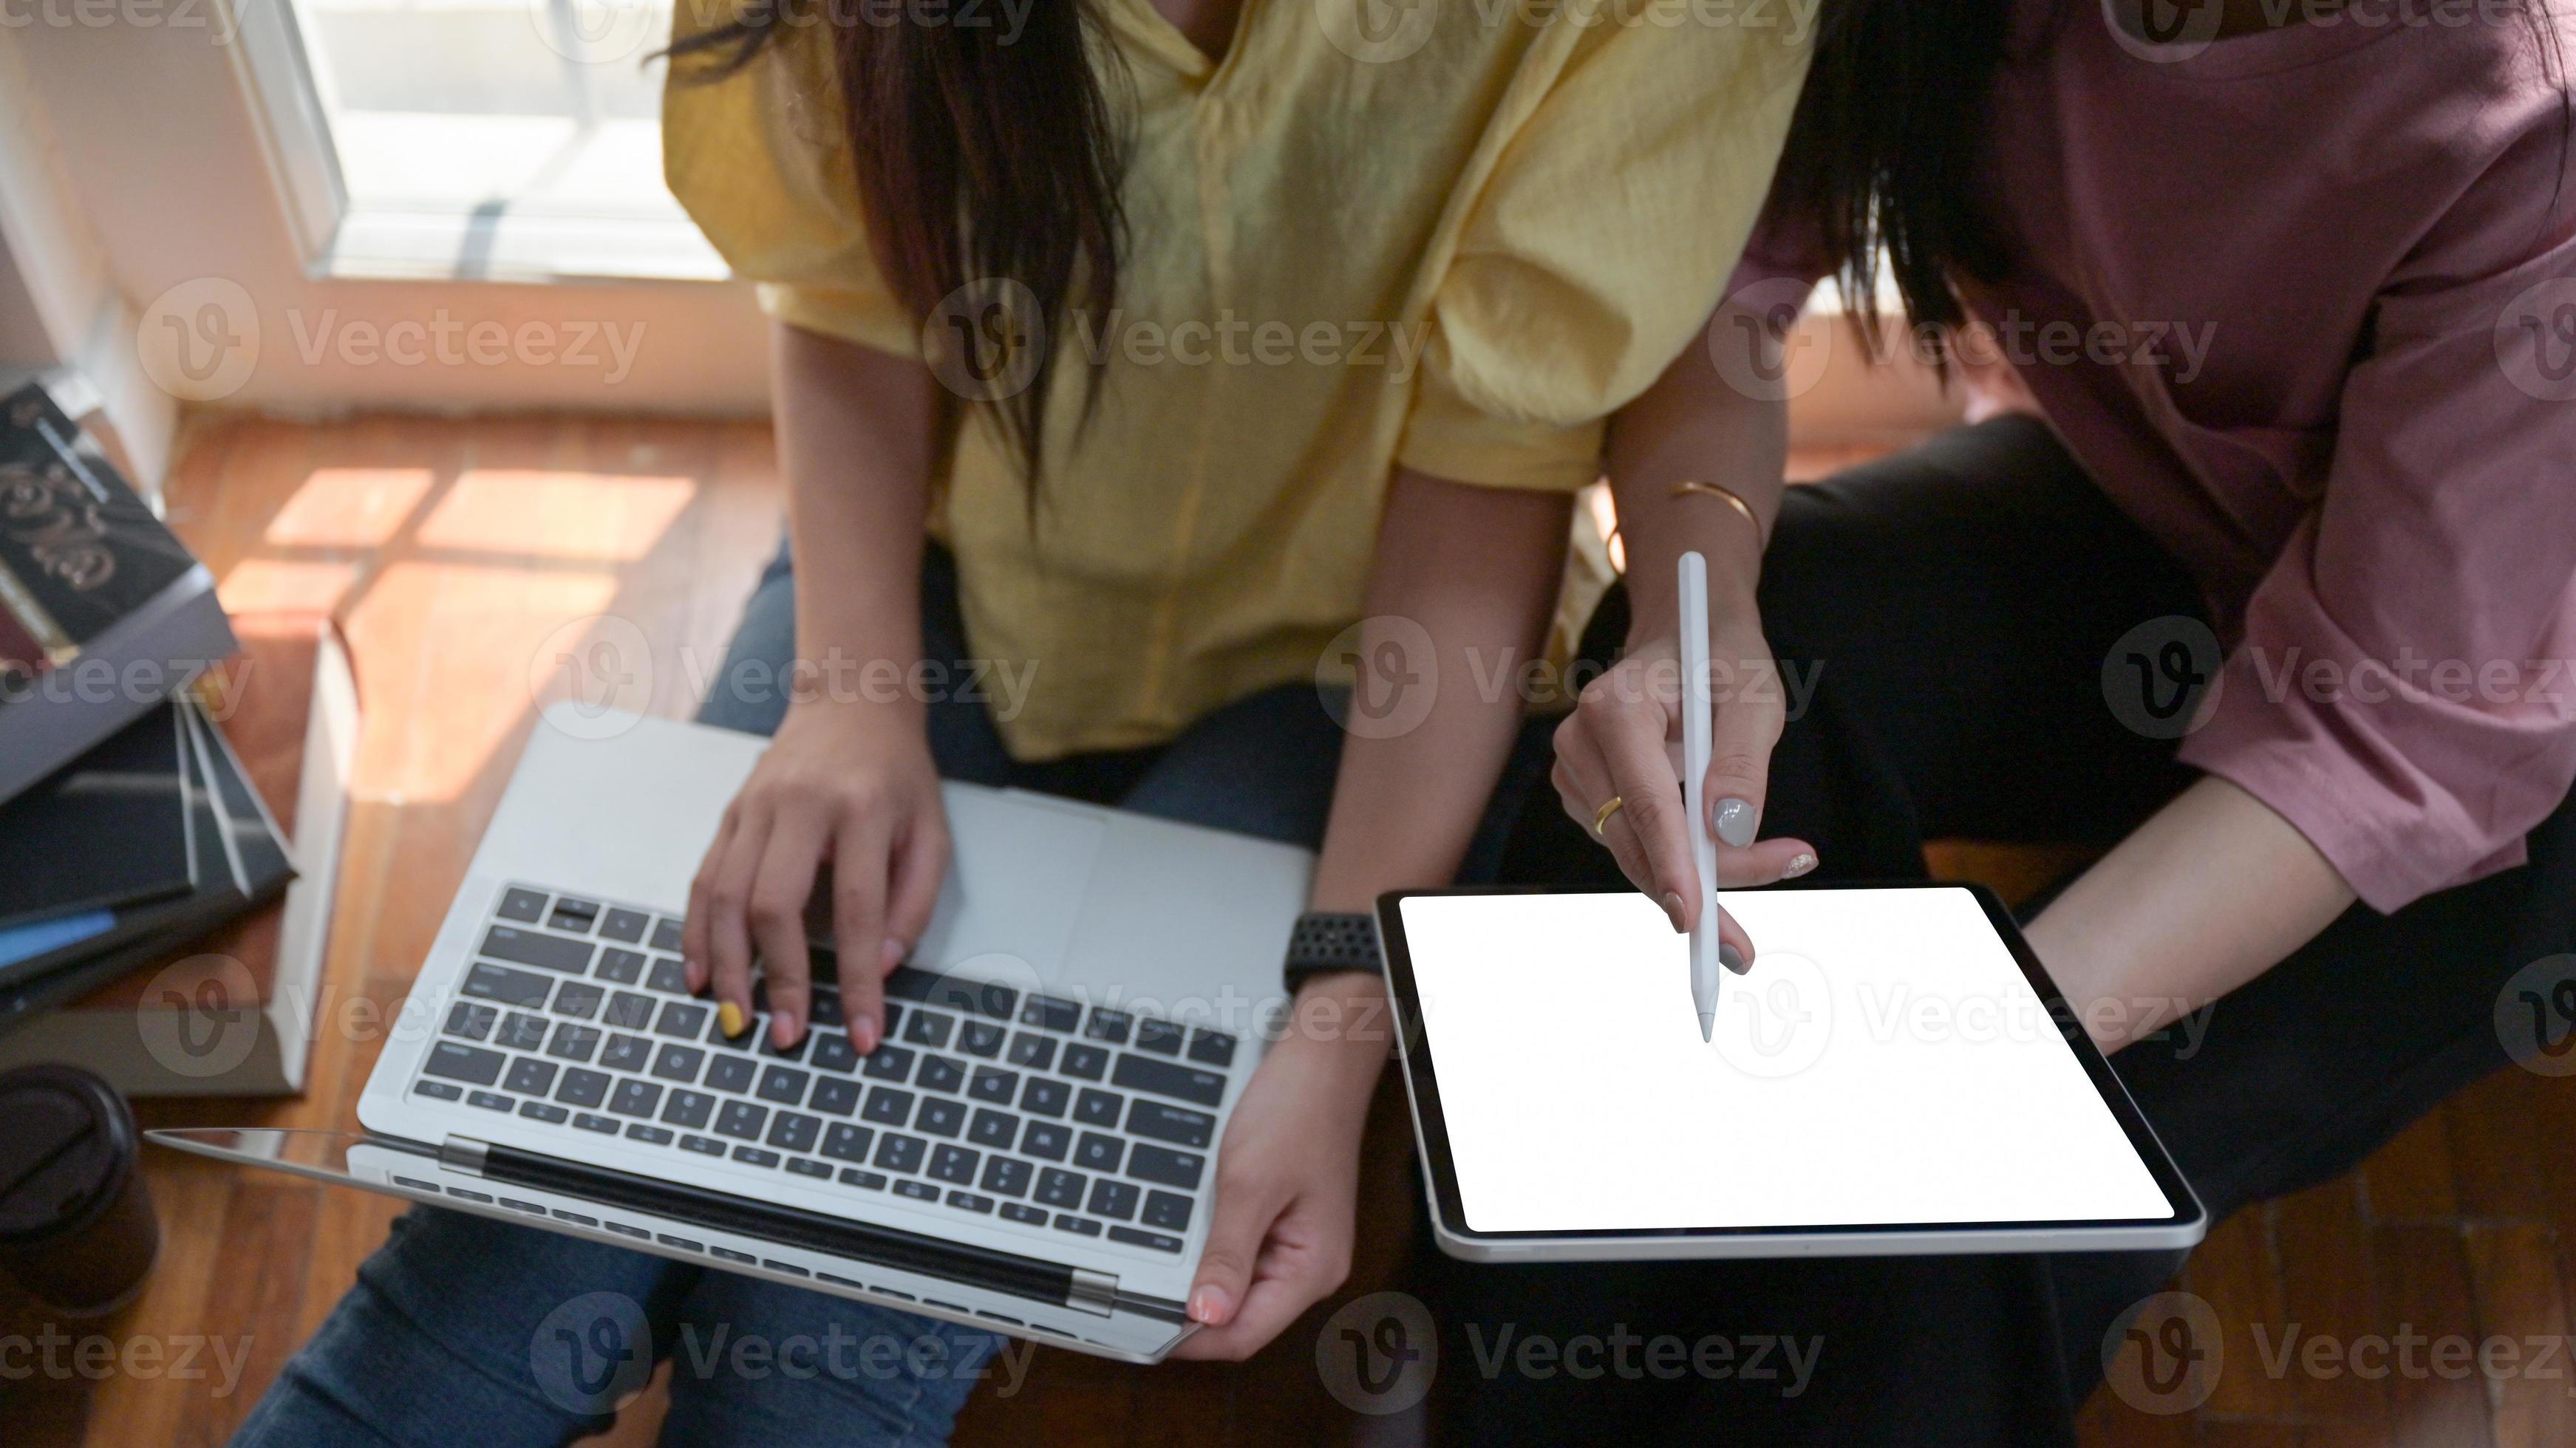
[[155, 705, 1313, 1362]]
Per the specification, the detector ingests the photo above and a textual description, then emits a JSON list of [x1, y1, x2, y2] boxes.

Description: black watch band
[[1282, 911, 1383, 997]]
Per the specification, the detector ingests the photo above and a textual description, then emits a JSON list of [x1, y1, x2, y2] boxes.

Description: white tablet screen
[[1398, 887, 2174, 1233]]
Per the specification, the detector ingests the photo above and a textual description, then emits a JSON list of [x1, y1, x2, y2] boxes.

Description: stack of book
[[0, 377, 354, 1096]]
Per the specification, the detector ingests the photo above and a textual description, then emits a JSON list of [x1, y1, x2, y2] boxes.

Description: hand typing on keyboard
[[682, 699, 948, 1053]]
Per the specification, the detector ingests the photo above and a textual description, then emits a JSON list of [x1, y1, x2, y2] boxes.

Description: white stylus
[[1679, 551, 1723, 1041]]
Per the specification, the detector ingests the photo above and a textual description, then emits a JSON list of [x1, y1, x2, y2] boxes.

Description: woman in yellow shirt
[[231, 1, 1805, 1441]]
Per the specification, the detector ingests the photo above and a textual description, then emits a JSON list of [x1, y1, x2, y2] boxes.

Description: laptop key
[[463, 963, 552, 1008], [497, 1013, 549, 1051], [545, 1023, 602, 1062], [916, 1099, 967, 1138], [822, 1124, 875, 1163], [556, 1068, 610, 1107], [681, 1134, 726, 1155], [1186, 1028, 1238, 1068], [768, 1112, 821, 1153], [873, 1133, 927, 1174], [1074, 1089, 1123, 1127], [1134, 1020, 1185, 1056], [482, 925, 593, 974], [610, 1079, 663, 1118], [647, 956, 688, 993], [1019, 1079, 1069, 1117], [1020, 1122, 1071, 1162], [1142, 1190, 1193, 1232], [968, 1108, 1018, 1148], [445, 1002, 498, 1041], [959, 1021, 1006, 1059], [918, 1055, 967, 1094], [1126, 1099, 1216, 1149], [861, 1045, 916, 1082], [1006, 1032, 1057, 1070], [1060, 1044, 1109, 1081], [968, 1068, 1018, 1104], [706, 1056, 757, 1094], [596, 948, 646, 985], [604, 991, 657, 1030], [551, 983, 605, 1020], [545, 898, 600, 934], [809, 991, 844, 1028], [652, 1044, 706, 1083], [415, 1080, 463, 1102], [468, 1090, 516, 1113], [1087, 1179, 1139, 1221], [625, 1124, 674, 1146], [661, 1089, 715, 1129], [1001, 1201, 1048, 1226], [1109, 1226, 1184, 1253], [1035, 1169, 1086, 1209], [946, 1190, 996, 1214], [757, 1028, 809, 1063], [902, 1009, 955, 1050], [656, 1001, 710, 1039], [425, 1042, 505, 1086], [519, 1101, 569, 1124], [601, 908, 650, 943], [1126, 1144, 1207, 1190], [839, 1168, 887, 1190], [497, 887, 548, 923], [1074, 1133, 1124, 1173], [1112, 1053, 1227, 1108], [732, 1146, 781, 1169], [505, 1058, 557, 1096], [574, 1113, 621, 1134], [651, 918, 684, 953], [1020, 995, 1080, 1032], [600, 1034, 652, 1072], [929, 1144, 980, 1184], [893, 1180, 940, 1203], [715, 1100, 769, 1141], [708, 1012, 758, 1051], [1083, 1008, 1132, 1045], [862, 1087, 915, 1126], [811, 1078, 863, 1116], [757, 1065, 811, 1105], [1054, 1215, 1103, 1237], [810, 1033, 860, 1074], [786, 1158, 832, 1181], [981, 1156, 1033, 1198]]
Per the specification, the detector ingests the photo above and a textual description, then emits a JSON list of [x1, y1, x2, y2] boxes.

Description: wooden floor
[[3, 414, 2569, 1447]]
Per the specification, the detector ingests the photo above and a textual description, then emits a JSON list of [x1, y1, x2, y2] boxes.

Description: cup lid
[[0, 1065, 136, 1243]]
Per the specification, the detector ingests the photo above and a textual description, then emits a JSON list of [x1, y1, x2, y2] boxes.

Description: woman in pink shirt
[[1422, 0, 2576, 1441]]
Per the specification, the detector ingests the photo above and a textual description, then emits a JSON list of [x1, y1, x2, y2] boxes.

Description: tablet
[[1377, 884, 2206, 1261]]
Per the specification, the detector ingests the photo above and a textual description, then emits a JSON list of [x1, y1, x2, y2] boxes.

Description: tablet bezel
[[1376, 882, 2207, 1257]]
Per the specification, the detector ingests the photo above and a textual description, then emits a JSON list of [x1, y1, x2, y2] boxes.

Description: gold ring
[[1592, 794, 1626, 838]]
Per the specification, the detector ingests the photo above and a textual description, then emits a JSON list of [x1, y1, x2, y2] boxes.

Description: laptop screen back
[[1396, 887, 2176, 1234]]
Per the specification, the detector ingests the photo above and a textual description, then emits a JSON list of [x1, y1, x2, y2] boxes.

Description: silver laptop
[[156, 705, 1313, 1362]]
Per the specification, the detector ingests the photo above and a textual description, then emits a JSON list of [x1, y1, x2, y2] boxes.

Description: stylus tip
[[1698, 1011, 1715, 1043]]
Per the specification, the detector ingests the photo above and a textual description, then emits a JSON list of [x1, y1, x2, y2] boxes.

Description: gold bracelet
[[1669, 479, 1769, 550]]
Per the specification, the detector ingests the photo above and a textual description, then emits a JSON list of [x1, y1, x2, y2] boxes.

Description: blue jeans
[[236, 544, 1547, 1447]]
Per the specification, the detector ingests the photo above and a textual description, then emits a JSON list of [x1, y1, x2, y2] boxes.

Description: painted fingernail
[[1720, 943, 1750, 974], [1661, 892, 1687, 933], [1714, 796, 1757, 849], [1188, 1284, 1233, 1325], [1785, 852, 1817, 878], [717, 1000, 749, 1039], [880, 938, 907, 969]]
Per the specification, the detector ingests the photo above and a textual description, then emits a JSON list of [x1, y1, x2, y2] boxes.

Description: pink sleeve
[[2178, 168, 2576, 913]]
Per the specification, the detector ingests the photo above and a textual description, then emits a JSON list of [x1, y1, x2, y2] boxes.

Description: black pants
[[1411, 417, 2576, 1444]]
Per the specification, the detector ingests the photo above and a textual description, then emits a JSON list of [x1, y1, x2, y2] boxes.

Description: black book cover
[[0, 701, 197, 929], [0, 383, 200, 679]]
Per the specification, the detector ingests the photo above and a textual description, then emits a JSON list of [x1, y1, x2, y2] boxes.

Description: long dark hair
[[667, 1, 1126, 492]]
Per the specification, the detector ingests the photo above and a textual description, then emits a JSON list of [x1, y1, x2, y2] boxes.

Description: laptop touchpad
[[908, 787, 1104, 984]]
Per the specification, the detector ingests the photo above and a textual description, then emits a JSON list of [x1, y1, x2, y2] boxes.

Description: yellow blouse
[[666, 0, 1807, 759]]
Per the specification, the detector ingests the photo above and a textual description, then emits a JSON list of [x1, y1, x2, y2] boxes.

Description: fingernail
[[1660, 891, 1686, 933], [684, 959, 706, 993], [1188, 1284, 1233, 1325], [773, 1010, 801, 1046], [718, 1000, 748, 1039], [1784, 851, 1817, 878], [1714, 796, 1757, 849], [851, 1017, 879, 1053], [880, 938, 907, 969], [1720, 943, 1749, 974]]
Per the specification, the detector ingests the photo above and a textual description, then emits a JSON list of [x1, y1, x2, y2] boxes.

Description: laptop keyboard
[[411, 883, 1242, 1255]]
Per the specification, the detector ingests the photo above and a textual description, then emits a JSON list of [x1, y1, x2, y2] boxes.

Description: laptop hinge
[[439, 1136, 491, 1177], [1067, 1268, 1118, 1318]]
